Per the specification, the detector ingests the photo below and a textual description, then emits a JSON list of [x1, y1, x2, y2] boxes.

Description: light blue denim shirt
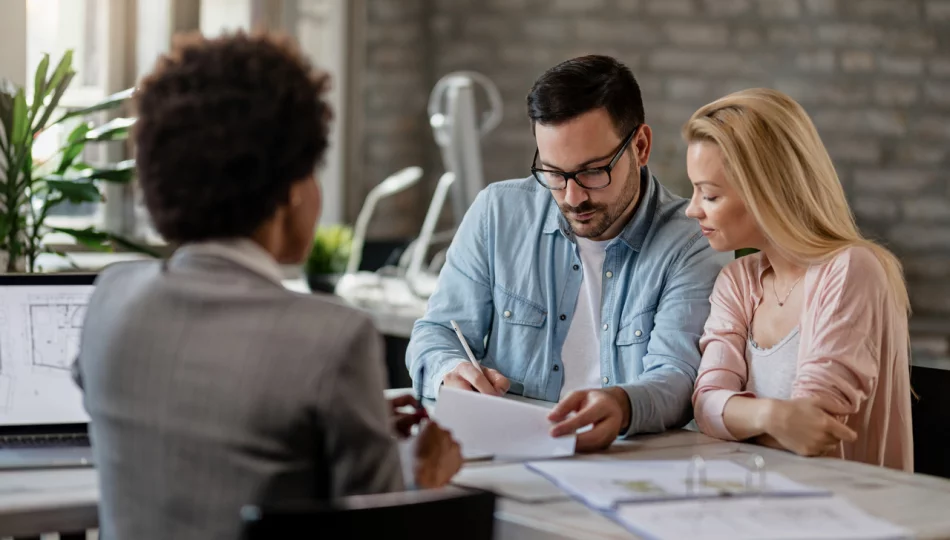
[[406, 167, 732, 435]]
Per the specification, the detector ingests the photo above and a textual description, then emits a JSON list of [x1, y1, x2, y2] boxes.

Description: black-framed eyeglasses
[[530, 126, 639, 191]]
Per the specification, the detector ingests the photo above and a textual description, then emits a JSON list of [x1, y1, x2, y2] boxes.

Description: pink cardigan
[[692, 247, 913, 471]]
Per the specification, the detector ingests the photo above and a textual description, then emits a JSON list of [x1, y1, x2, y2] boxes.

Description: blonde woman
[[684, 88, 913, 471]]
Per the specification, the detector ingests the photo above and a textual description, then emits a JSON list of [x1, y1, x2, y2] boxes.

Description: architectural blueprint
[[0, 285, 94, 425]]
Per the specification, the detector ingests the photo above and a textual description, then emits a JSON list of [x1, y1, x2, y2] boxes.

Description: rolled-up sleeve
[[791, 249, 881, 418], [692, 264, 755, 441]]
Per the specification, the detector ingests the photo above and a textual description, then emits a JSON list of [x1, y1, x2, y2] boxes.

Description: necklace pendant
[[778, 302, 784, 307]]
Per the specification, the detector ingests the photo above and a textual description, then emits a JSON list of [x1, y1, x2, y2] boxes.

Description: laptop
[[0, 273, 97, 470]]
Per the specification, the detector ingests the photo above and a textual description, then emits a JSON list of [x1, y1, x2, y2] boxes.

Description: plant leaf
[[31, 53, 50, 117], [85, 117, 135, 141], [46, 50, 73, 98], [32, 71, 75, 134], [44, 178, 103, 204], [12, 88, 29, 148], [54, 87, 134, 124], [0, 80, 15, 145], [49, 226, 111, 252], [75, 159, 135, 183], [56, 122, 92, 174], [48, 226, 162, 258], [107, 234, 162, 258]]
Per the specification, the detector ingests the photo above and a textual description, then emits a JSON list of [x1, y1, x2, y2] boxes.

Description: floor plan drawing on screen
[[29, 297, 86, 371]]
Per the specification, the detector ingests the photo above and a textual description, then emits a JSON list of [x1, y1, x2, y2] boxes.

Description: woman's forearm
[[721, 396, 775, 440]]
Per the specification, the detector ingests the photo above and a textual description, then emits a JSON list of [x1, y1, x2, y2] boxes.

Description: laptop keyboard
[[0, 433, 90, 449]]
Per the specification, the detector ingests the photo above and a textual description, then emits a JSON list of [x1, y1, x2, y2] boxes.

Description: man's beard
[[559, 167, 640, 239]]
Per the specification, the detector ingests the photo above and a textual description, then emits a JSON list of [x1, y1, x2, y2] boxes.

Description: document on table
[[526, 459, 829, 510], [613, 496, 911, 540], [431, 387, 575, 460]]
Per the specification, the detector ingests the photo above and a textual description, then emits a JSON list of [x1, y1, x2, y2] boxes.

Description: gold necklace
[[772, 274, 804, 307]]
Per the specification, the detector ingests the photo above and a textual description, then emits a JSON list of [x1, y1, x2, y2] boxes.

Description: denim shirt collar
[[542, 165, 658, 253]]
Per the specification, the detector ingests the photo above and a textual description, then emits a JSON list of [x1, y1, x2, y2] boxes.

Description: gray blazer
[[73, 252, 403, 540]]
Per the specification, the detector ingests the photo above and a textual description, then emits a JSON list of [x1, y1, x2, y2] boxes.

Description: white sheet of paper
[[432, 387, 575, 460], [614, 496, 911, 540], [526, 460, 829, 510]]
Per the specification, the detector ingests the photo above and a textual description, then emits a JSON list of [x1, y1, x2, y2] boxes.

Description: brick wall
[[358, 0, 950, 320]]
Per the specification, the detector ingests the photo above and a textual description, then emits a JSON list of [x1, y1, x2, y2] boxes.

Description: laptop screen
[[0, 274, 96, 427]]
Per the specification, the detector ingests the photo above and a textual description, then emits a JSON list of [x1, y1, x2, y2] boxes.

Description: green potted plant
[[304, 224, 353, 294], [0, 50, 156, 273]]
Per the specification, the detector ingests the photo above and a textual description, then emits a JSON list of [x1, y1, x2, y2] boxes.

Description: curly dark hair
[[134, 31, 331, 242]]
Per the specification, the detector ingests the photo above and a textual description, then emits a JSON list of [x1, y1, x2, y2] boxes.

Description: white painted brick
[[814, 109, 907, 137], [576, 20, 660, 44], [768, 26, 813, 46], [734, 28, 763, 48], [926, 0, 950, 21], [796, 50, 835, 72], [616, 0, 642, 12], [840, 50, 875, 73], [874, 81, 920, 107], [846, 0, 922, 20], [903, 198, 950, 221], [893, 225, 950, 250], [551, 0, 607, 12], [667, 77, 711, 100], [702, 0, 751, 16], [885, 29, 938, 52], [816, 23, 884, 46], [931, 58, 950, 77], [854, 197, 899, 220], [758, 0, 802, 18], [925, 83, 950, 107], [879, 54, 925, 76], [825, 140, 882, 164], [649, 50, 769, 76], [854, 170, 935, 193], [644, 0, 695, 16], [776, 79, 866, 105], [524, 19, 572, 42], [664, 22, 730, 46], [896, 145, 948, 166], [805, 0, 837, 16], [914, 117, 950, 140]]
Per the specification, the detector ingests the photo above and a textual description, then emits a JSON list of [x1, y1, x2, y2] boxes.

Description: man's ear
[[635, 124, 653, 167]]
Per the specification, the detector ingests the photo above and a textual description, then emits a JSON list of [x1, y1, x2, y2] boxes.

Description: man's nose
[[563, 178, 588, 208]]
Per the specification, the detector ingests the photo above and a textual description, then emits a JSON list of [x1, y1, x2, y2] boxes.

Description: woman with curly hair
[[72, 32, 461, 540]]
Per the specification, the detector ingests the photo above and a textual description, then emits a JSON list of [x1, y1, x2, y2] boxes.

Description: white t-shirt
[[560, 237, 610, 398]]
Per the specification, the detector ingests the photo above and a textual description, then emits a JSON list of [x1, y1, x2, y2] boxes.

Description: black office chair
[[240, 486, 496, 540]]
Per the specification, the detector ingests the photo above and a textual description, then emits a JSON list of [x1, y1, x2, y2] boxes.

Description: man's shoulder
[[482, 176, 548, 202]]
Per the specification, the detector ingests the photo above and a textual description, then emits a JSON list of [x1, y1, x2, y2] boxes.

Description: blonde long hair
[[682, 88, 910, 314]]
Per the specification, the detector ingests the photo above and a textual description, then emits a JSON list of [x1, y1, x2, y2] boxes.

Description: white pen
[[449, 319, 485, 377]]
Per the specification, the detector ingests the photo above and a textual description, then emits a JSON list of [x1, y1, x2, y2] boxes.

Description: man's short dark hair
[[526, 55, 644, 137], [134, 31, 331, 243]]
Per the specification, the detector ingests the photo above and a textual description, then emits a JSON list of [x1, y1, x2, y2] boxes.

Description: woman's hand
[[413, 422, 463, 488], [762, 397, 857, 457]]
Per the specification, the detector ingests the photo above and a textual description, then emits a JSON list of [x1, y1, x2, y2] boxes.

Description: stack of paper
[[431, 387, 575, 460], [613, 496, 911, 540], [526, 460, 829, 510]]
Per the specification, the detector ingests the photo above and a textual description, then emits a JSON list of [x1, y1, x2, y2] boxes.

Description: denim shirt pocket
[[617, 307, 657, 347], [491, 285, 547, 383]]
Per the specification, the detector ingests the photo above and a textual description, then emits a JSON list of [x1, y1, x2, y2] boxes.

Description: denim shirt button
[[503, 310, 512, 318], [602, 324, 608, 331], [635, 329, 642, 337], [602, 376, 609, 384], [572, 264, 580, 271], [559, 314, 566, 321], [605, 271, 613, 278], [553, 365, 560, 372]]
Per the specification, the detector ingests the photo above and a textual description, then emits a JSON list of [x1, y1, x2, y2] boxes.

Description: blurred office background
[[2, 0, 948, 358], [1, 0, 948, 478]]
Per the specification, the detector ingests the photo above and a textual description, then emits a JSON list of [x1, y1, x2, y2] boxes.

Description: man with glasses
[[407, 55, 731, 451]]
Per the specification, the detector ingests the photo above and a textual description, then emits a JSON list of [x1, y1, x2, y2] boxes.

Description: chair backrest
[[240, 487, 496, 540]]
